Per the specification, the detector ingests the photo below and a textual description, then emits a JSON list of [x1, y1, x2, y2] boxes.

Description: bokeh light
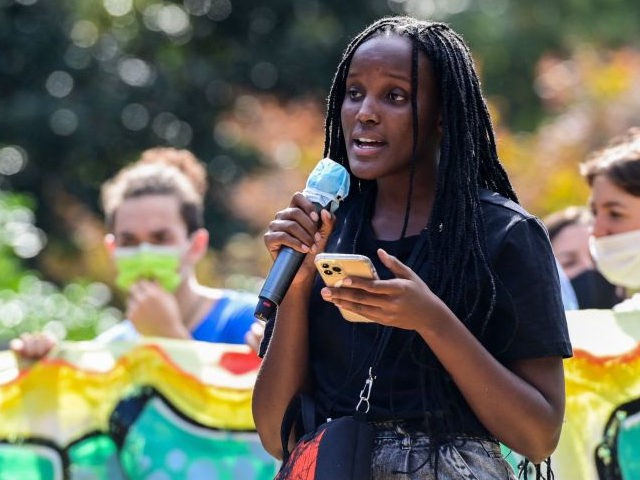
[[184, 0, 212, 16], [93, 34, 119, 62], [49, 108, 79, 136], [152, 112, 193, 146], [213, 120, 241, 149], [121, 103, 150, 131], [143, 3, 191, 38], [273, 141, 301, 169], [0, 200, 46, 260], [45, 70, 74, 98], [64, 45, 93, 69], [0, 146, 27, 176], [250, 61, 278, 90], [117, 57, 154, 87], [157, 4, 190, 36], [70, 20, 100, 48], [207, 0, 231, 21], [103, 0, 133, 17], [11, 229, 46, 258], [401, 0, 471, 18]]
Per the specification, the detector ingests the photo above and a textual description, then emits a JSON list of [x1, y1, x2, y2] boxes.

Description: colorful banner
[[0, 338, 279, 480], [3, 310, 640, 480], [553, 308, 640, 480], [491, 309, 640, 479]]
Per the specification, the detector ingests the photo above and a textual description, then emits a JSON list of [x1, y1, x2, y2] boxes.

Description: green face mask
[[114, 243, 183, 293]]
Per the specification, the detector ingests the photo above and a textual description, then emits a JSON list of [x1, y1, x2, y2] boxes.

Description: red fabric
[[219, 351, 261, 375], [275, 428, 326, 479]]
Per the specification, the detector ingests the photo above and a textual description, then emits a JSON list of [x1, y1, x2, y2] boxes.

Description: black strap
[[353, 227, 430, 418], [372, 225, 430, 358]]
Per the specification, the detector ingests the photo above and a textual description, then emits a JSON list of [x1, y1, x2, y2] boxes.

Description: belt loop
[[395, 423, 412, 450]]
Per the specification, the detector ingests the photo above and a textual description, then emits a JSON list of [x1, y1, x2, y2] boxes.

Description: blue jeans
[[370, 422, 517, 479]]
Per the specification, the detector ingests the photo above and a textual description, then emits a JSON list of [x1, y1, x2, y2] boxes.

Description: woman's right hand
[[263, 192, 335, 283]]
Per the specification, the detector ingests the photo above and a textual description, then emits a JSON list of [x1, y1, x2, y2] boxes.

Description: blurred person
[[555, 258, 579, 311], [11, 147, 262, 358], [544, 206, 623, 309], [581, 127, 640, 311]]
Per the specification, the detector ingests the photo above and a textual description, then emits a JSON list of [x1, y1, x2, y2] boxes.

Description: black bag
[[275, 332, 390, 480], [275, 395, 374, 480]]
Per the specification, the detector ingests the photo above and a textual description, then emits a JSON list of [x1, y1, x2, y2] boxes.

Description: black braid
[[399, 40, 420, 239]]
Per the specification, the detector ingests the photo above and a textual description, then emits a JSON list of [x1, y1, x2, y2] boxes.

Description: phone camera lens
[[332, 267, 342, 273], [322, 263, 329, 269], [324, 269, 333, 275]]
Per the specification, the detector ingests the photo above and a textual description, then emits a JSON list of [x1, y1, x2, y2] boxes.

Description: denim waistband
[[369, 419, 495, 444]]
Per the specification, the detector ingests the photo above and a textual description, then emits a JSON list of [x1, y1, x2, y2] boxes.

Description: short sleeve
[[191, 290, 257, 344], [488, 217, 573, 361], [217, 291, 259, 344]]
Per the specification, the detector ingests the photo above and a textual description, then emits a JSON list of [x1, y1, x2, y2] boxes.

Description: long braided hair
[[322, 18, 555, 476], [323, 16, 517, 328]]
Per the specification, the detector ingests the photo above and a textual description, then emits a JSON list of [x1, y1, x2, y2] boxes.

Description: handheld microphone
[[254, 158, 350, 321]]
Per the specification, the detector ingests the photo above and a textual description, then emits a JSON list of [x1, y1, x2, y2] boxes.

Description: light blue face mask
[[114, 243, 184, 293], [302, 158, 350, 213]]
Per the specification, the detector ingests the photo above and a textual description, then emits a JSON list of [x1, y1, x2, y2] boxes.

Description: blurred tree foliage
[[0, 0, 394, 254], [1, 0, 639, 248], [435, 0, 640, 130], [1, 0, 640, 340], [0, 188, 121, 346]]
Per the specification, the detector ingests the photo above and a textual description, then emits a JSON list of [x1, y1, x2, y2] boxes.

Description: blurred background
[[1, 0, 640, 345]]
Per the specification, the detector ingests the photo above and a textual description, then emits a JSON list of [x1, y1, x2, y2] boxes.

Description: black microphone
[[254, 158, 350, 321]]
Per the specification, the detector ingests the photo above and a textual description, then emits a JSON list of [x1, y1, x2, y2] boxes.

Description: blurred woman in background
[[543, 205, 624, 309], [581, 127, 640, 311]]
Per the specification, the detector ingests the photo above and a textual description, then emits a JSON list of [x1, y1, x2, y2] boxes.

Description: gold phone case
[[314, 253, 378, 322]]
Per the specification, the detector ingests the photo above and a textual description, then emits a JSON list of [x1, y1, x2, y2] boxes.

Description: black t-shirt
[[261, 189, 572, 435]]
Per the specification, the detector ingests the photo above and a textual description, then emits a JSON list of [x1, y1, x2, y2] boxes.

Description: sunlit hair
[[323, 16, 517, 325], [580, 126, 640, 197], [137, 147, 208, 198], [101, 147, 205, 234], [543, 205, 592, 242]]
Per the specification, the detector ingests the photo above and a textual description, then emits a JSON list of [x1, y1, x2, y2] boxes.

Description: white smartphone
[[314, 253, 379, 323]]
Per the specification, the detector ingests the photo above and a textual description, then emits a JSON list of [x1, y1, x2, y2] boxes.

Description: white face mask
[[590, 229, 640, 289]]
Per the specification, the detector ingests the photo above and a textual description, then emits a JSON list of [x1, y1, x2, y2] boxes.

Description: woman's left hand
[[319, 248, 449, 332]]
